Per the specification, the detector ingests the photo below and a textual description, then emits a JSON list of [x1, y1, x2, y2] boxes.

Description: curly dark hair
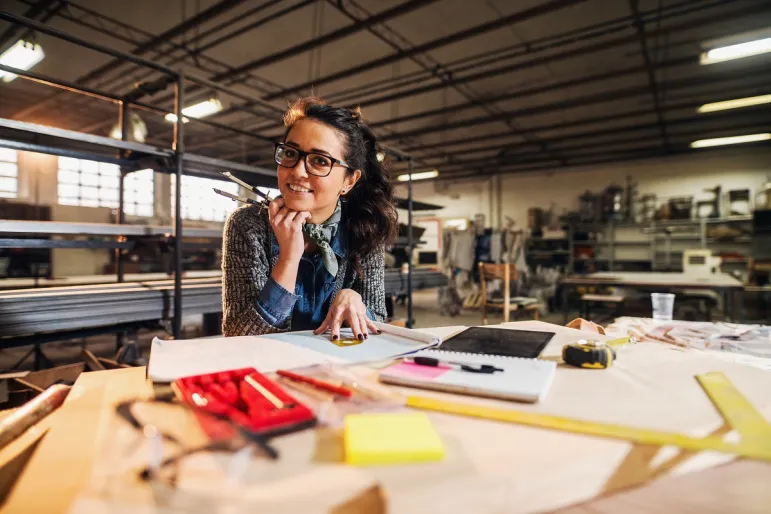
[[282, 96, 398, 275]]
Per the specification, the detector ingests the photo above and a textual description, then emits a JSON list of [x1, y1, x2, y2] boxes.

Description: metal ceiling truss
[[243, 0, 717, 135], [196, 0, 761, 157]]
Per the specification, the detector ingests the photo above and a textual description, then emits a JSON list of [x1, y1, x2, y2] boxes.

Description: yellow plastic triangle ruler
[[407, 371, 771, 461]]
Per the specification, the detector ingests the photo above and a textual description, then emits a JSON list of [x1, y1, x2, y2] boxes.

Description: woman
[[222, 96, 398, 340]]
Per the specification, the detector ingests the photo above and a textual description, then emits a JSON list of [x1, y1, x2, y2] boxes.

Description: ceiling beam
[[369, 56, 692, 130], [396, 115, 770, 174], [406, 106, 771, 162], [630, 0, 669, 150], [210, 0, 722, 133], [326, 0, 562, 174], [209, 0, 441, 83], [9, 0, 246, 120], [260, 0, 589, 101], [377, 67, 771, 142], [433, 141, 771, 182], [351, 2, 770, 110], [0, 0, 61, 51]]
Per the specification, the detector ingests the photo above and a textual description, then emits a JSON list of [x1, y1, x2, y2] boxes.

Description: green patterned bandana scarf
[[303, 201, 342, 276]]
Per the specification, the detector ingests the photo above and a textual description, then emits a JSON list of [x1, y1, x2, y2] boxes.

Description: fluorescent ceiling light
[[690, 133, 771, 148], [396, 170, 439, 182], [697, 94, 771, 113], [165, 98, 223, 123], [0, 40, 45, 83], [700, 36, 771, 64]]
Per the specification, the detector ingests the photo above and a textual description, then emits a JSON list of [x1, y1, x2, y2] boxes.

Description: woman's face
[[277, 118, 360, 222]]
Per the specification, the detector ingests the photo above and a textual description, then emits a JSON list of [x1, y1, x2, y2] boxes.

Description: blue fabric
[[257, 219, 365, 331]]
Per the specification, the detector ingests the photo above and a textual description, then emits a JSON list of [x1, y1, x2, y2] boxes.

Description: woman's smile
[[287, 183, 314, 194]]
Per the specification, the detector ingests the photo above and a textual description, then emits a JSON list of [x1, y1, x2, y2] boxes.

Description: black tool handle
[[412, 356, 501, 374]]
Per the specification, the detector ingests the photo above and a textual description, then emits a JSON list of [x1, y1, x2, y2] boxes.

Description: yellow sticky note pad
[[344, 412, 445, 466]]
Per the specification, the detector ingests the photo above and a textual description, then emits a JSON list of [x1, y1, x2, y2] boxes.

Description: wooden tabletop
[[561, 271, 745, 289], [3, 321, 771, 513]]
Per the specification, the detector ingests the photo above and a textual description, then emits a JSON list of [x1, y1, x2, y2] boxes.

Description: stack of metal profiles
[[0, 277, 221, 339], [0, 269, 446, 339]]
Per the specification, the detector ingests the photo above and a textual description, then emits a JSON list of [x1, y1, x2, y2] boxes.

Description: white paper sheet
[[148, 323, 441, 382], [147, 335, 336, 382]]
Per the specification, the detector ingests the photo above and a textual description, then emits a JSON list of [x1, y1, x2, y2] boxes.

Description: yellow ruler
[[407, 371, 771, 461]]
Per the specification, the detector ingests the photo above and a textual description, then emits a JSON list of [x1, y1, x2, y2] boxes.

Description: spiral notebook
[[379, 349, 557, 403]]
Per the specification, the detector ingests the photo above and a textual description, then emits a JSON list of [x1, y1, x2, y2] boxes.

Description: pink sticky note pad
[[386, 361, 448, 380]]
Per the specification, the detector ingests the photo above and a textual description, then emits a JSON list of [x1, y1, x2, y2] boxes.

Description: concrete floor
[[393, 289, 569, 329]]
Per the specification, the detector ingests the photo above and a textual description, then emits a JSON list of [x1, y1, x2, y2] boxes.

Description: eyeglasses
[[274, 143, 352, 177]]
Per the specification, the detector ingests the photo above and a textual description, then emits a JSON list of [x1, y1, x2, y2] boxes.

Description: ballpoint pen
[[406, 356, 504, 374]]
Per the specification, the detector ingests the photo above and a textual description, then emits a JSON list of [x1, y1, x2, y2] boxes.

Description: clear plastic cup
[[651, 293, 675, 321]]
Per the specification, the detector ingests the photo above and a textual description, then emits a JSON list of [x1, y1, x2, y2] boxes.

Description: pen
[[407, 356, 503, 374], [277, 369, 354, 398]]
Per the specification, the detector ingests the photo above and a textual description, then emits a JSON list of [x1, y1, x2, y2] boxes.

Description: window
[[124, 169, 155, 216], [0, 148, 18, 198], [57, 157, 154, 216], [170, 175, 239, 222]]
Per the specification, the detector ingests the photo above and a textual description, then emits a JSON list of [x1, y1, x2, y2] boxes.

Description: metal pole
[[115, 100, 129, 351], [407, 157, 413, 328], [173, 72, 184, 339], [117, 100, 128, 283]]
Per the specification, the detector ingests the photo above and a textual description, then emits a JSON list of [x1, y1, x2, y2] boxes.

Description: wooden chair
[[478, 263, 541, 324]]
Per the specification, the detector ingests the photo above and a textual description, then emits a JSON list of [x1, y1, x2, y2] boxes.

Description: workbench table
[[560, 271, 746, 323], [2, 321, 770, 513]]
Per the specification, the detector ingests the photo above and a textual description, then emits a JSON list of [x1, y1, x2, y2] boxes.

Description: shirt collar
[[330, 218, 347, 258]]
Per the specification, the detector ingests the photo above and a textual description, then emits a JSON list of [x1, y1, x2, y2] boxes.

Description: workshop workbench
[[560, 271, 746, 322], [2, 321, 770, 513]]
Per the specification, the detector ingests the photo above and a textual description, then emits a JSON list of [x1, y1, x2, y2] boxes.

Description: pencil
[[276, 370, 353, 398]]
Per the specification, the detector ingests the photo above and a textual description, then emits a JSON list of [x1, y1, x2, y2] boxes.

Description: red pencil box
[[173, 367, 316, 440]]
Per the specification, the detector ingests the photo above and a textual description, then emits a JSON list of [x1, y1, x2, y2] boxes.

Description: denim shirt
[[256, 220, 369, 331]]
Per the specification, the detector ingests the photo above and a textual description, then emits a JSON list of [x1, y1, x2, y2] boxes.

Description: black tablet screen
[[438, 327, 554, 358]]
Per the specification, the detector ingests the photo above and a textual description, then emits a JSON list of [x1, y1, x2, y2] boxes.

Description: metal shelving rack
[[531, 215, 754, 275], [585, 216, 753, 272], [0, 11, 278, 339], [0, 11, 435, 342]]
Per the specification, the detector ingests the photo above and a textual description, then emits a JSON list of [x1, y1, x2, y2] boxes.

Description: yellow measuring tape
[[407, 372, 771, 461]]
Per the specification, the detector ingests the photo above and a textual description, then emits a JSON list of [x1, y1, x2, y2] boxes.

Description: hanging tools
[[562, 337, 630, 369]]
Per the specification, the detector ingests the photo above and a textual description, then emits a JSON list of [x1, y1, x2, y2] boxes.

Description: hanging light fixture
[[697, 94, 771, 113], [700, 28, 771, 65], [396, 170, 439, 181], [690, 133, 771, 148], [0, 39, 45, 82], [165, 98, 223, 123]]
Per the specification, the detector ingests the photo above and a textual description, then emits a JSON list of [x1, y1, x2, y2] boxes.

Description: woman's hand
[[269, 198, 311, 264], [314, 289, 379, 340]]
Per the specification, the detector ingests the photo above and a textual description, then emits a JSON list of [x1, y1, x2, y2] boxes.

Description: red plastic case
[[173, 367, 316, 439]]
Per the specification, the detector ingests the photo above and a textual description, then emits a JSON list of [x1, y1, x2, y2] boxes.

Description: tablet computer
[[437, 327, 554, 359]]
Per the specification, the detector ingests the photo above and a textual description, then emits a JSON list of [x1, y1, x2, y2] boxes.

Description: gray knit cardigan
[[221, 204, 387, 336]]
